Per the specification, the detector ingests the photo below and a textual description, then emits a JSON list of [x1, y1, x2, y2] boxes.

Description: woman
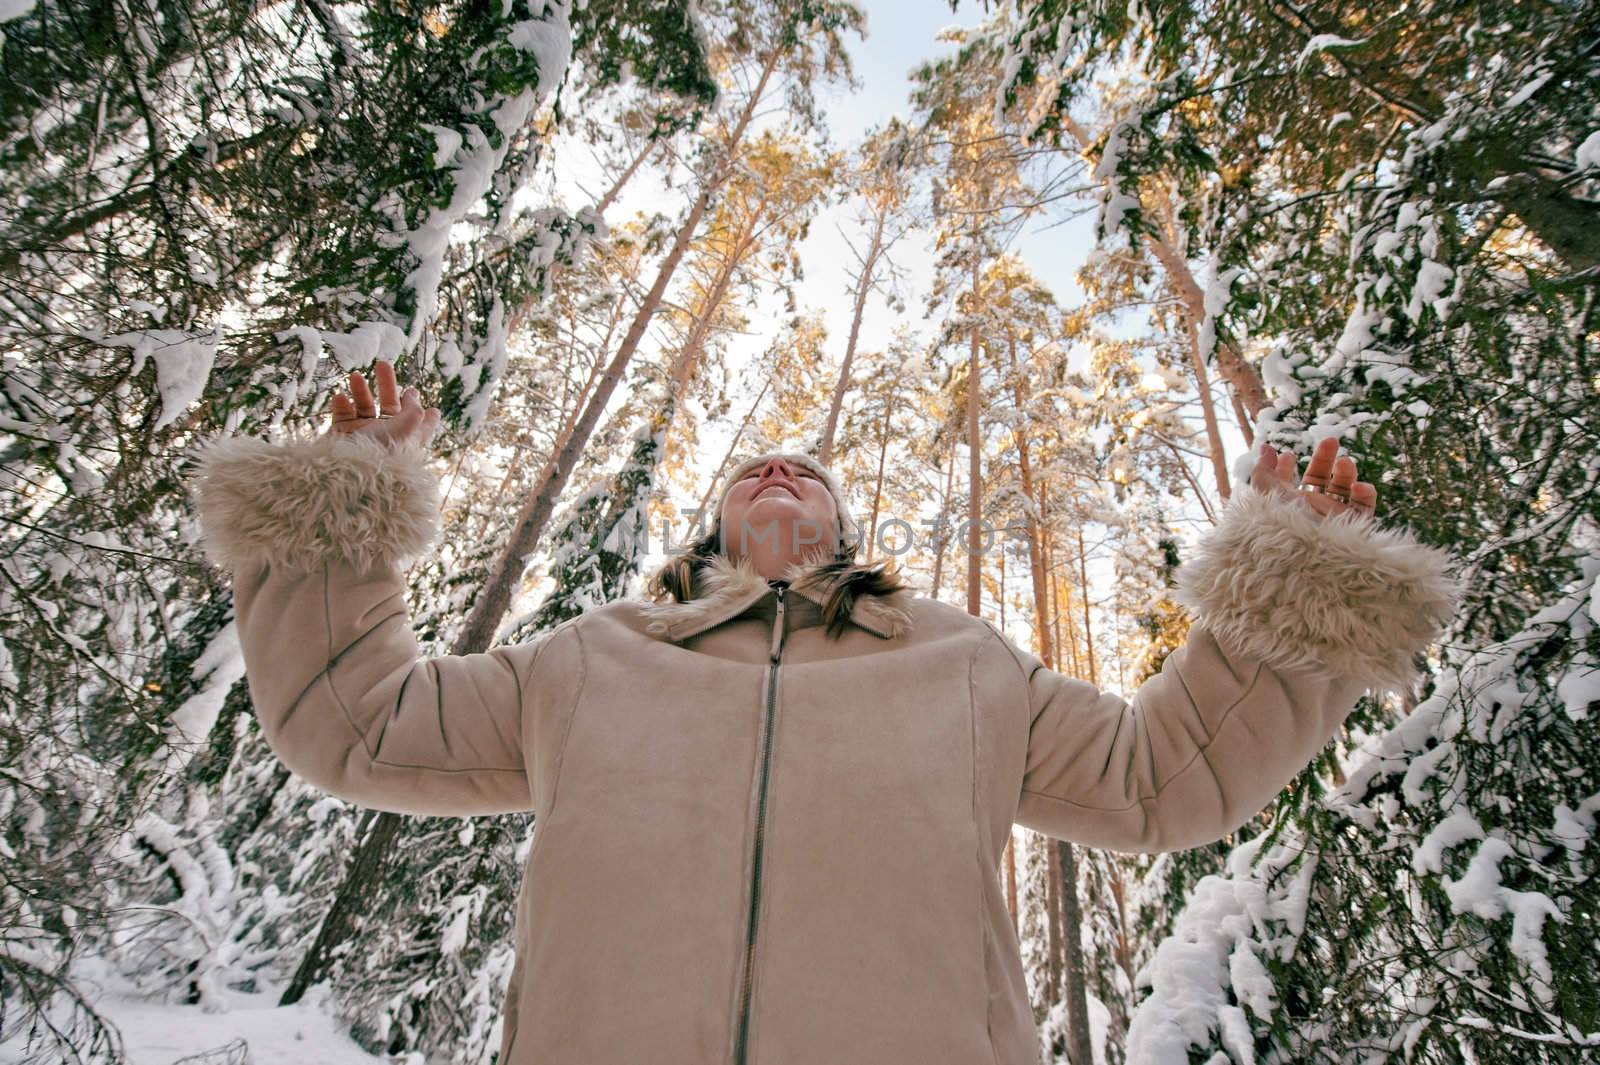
[[190, 359, 1457, 1065]]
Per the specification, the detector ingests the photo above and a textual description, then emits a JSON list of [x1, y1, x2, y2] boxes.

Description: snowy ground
[[97, 992, 383, 1065], [1, 980, 386, 1065]]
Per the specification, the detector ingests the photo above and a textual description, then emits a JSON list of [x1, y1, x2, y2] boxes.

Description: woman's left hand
[[1250, 437, 1377, 520]]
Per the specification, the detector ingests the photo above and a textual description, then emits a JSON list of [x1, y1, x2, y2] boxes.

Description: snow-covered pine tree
[[1, 0, 713, 1056], [994, 3, 1598, 1059], [1129, 555, 1600, 1063]]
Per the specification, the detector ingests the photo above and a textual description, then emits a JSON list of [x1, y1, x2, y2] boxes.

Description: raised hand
[[327, 359, 441, 449], [1249, 437, 1377, 520]]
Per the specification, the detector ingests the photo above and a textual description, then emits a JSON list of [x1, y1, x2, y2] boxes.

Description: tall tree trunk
[[1057, 840, 1096, 1065], [1010, 331, 1055, 669], [1075, 525, 1097, 686], [930, 440, 957, 601], [997, 546, 1006, 632], [456, 50, 779, 656], [1143, 228, 1270, 423], [594, 136, 658, 218], [1042, 502, 1077, 677], [965, 262, 983, 617], [1060, 113, 1270, 422], [818, 203, 887, 465], [1059, 574, 1080, 678], [864, 401, 891, 561], [689, 376, 775, 539], [1108, 861, 1135, 989], [1181, 314, 1232, 501], [281, 811, 400, 1003], [285, 51, 783, 1001], [666, 195, 769, 397], [1045, 834, 1063, 1001], [1228, 381, 1255, 448], [1004, 832, 1018, 930]]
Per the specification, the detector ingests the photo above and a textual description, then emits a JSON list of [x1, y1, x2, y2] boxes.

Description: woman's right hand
[[327, 358, 442, 448]]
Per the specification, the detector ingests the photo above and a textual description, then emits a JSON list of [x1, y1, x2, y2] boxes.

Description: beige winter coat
[[190, 431, 1458, 1065]]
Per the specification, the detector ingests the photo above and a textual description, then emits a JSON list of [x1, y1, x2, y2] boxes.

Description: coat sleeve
[[188, 431, 545, 817], [1012, 483, 1460, 854]]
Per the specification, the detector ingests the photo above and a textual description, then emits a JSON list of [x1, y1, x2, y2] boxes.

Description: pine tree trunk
[[1043, 508, 1078, 677], [1058, 572, 1081, 679], [965, 262, 983, 617], [864, 400, 892, 561], [666, 198, 768, 397], [690, 377, 775, 538], [594, 136, 658, 218], [997, 546, 1006, 632], [930, 441, 957, 601], [1228, 382, 1255, 448], [1076, 525, 1097, 686], [1045, 834, 1063, 1001], [454, 50, 778, 657], [1004, 832, 1018, 930], [1011, 333, 1055, 669], [818, 205, 887, 465], [1060, 112, 1270, 421], [280, 810, 402, 1004], [1056, 840, 1096, 1065], [1180, 313, 1232, 501], [1144, 228, 1270, 423], [1108, 860, 1135, 989]]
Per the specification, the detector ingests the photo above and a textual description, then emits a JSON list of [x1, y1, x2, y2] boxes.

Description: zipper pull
[[769, 585, 787, 662]]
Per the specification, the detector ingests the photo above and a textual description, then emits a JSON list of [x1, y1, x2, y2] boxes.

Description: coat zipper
[[734, 584, 786, 1065]]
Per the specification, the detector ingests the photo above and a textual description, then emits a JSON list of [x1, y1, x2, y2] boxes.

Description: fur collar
[[640, 552, 916, 643]]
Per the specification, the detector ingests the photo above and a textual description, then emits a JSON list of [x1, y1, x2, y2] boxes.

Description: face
[[719, 457, 840, 560]]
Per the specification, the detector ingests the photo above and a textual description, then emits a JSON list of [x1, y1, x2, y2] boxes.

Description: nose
[[752, 459, 799, 497]]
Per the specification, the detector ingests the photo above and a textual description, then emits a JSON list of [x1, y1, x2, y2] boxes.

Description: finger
[[1250, 443, 1276, 485], [1350, 482, 1377, 515], [1276, 450, 1297, 484], [375, 360, 401, 416], [1328, 455, 1358, 497], [329, 393, 359, 430], [1300, 437, 1339, 489], [349, 371, 377, 418], [400, 385, 422, 413], [392, 400, 423, 431]]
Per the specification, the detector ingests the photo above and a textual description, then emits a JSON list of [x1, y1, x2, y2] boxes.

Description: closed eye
[[740, 469, 819, 480]]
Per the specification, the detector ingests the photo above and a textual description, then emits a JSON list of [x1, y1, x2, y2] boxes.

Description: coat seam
[[541, 622, 589, 828], [317, 563, 530, 777], [1019, 659, 1266, 814], [503, 621, 586, 1062]]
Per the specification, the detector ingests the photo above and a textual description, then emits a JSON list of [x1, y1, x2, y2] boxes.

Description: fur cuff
[[1172, 484, 1461, 695], [188, 432, 442, 574]]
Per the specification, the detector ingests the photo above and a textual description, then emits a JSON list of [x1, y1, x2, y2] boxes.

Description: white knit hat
[[713, 451, 863, 557]]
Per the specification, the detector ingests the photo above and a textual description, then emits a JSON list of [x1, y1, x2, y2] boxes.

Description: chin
[[743, 496, 804, 516]]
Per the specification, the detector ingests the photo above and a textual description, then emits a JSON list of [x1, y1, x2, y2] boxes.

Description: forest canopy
[[2, 0, 1596, 1062]]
